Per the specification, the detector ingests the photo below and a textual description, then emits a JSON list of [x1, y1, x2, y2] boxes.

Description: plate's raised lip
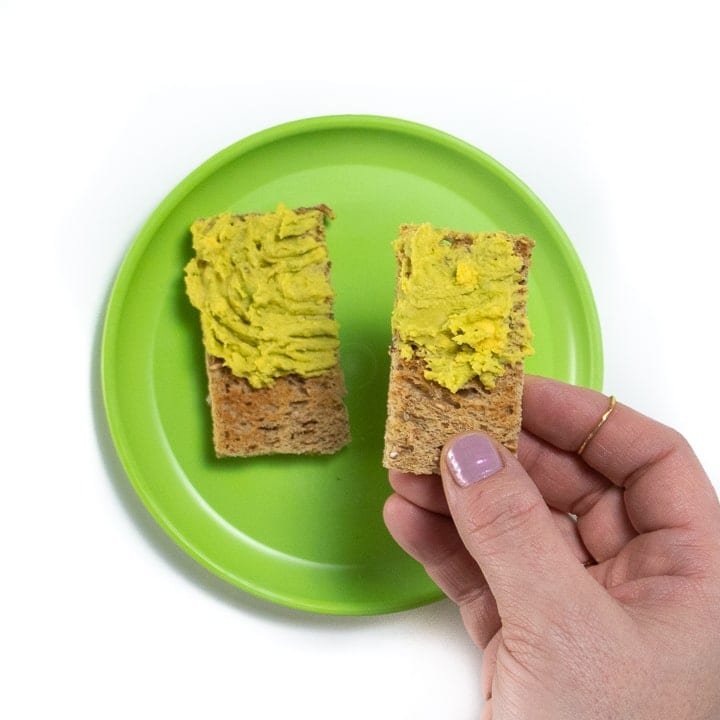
[[100, 114, 603, 615]]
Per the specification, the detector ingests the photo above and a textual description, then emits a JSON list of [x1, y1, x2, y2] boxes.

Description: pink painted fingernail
[[445, 434, 504, 487]]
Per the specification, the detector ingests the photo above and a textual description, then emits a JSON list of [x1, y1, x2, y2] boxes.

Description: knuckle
[[453, 576, 492, 609], [666, 425, 690, 449], [660, 426, 694, 462], [465, 486, 544, 547], [501, 617, 550, 669], [623, 423, 698, 488], [457, 586, 500, 649]]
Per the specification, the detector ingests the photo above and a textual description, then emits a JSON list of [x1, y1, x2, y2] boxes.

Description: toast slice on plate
[[185, 204, 350, 457]]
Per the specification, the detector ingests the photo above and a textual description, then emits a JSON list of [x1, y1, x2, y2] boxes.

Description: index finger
[[522, 376, 720, 535]]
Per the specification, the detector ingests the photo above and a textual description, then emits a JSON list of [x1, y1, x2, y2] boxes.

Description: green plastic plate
[[102, 115, 603, 615]]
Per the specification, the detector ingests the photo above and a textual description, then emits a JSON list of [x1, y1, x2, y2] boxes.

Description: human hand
[[384, 376, 720, 719]]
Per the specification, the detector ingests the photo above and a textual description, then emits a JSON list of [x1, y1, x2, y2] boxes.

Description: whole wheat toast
[[186, 205, 350, 457], [383, 225, 533, 475]]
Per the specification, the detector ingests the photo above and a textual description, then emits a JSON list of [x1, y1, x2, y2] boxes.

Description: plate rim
[[101, 114, 604, 614]]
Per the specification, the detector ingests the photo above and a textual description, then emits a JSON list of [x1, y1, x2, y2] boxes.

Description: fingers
[[392, 465, 595, 563], [522, 376, 720, 535], [388, 469, 448, 515], [576, 485, 638, 563], [615, 427, 720, 537], [591, 528, 708, 598], [517, 427, 609, 512], [519, 431, 638, 562], [521, 375, 618, 454], [384, 486, 587, 647], [383, 494, 501, 648], [550, 508, 594, 564], [439, 432, 600, 626]]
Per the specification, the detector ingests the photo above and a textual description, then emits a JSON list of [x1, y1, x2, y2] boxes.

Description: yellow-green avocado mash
[[184, 204, 339, 388], [392, 223, 533, 392]]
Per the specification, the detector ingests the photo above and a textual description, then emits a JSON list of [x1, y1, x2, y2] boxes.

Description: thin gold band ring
[[577, 395, 617, 456]]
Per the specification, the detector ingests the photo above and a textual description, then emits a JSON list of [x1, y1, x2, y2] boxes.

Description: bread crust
[[383, 227, 533, 475]]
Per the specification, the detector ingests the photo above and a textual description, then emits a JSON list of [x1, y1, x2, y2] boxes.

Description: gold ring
[[577, 395, 617, 456]]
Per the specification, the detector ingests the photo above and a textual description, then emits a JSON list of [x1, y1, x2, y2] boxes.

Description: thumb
[[440, 432, 593, 626]]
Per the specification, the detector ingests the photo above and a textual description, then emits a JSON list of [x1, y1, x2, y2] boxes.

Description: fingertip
[[382, 493, 445, 558], [382, 490, 403, 519], [382, 492, 424, 539], [388, 468, 450, 515], [388, 468, 436, 492], [382, 493, 406, 545]]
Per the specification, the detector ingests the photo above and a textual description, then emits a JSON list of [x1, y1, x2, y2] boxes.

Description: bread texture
[[206, 355, 350, 457], [187, 205, 350, 458], [383, 225, 533, 475]]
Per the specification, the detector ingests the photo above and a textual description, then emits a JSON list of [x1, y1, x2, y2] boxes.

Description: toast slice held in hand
[[383, 223, 533, 475]]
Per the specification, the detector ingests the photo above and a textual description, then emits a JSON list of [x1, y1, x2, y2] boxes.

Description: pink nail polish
[[445, 434, 503, 487]]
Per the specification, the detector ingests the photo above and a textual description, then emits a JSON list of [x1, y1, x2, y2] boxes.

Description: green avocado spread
[[392, 223, 533, 392], [184, 204, 339, 388]]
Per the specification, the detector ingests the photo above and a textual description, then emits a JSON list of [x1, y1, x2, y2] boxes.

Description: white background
[[2, 1, 718, 718]]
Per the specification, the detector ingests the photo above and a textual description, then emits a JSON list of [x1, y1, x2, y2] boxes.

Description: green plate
[[102, 115, 603, 615]]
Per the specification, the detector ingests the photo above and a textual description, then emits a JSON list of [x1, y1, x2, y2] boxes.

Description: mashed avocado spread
[[392, 224, 533, 392], [184, 204, 339, 388]]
